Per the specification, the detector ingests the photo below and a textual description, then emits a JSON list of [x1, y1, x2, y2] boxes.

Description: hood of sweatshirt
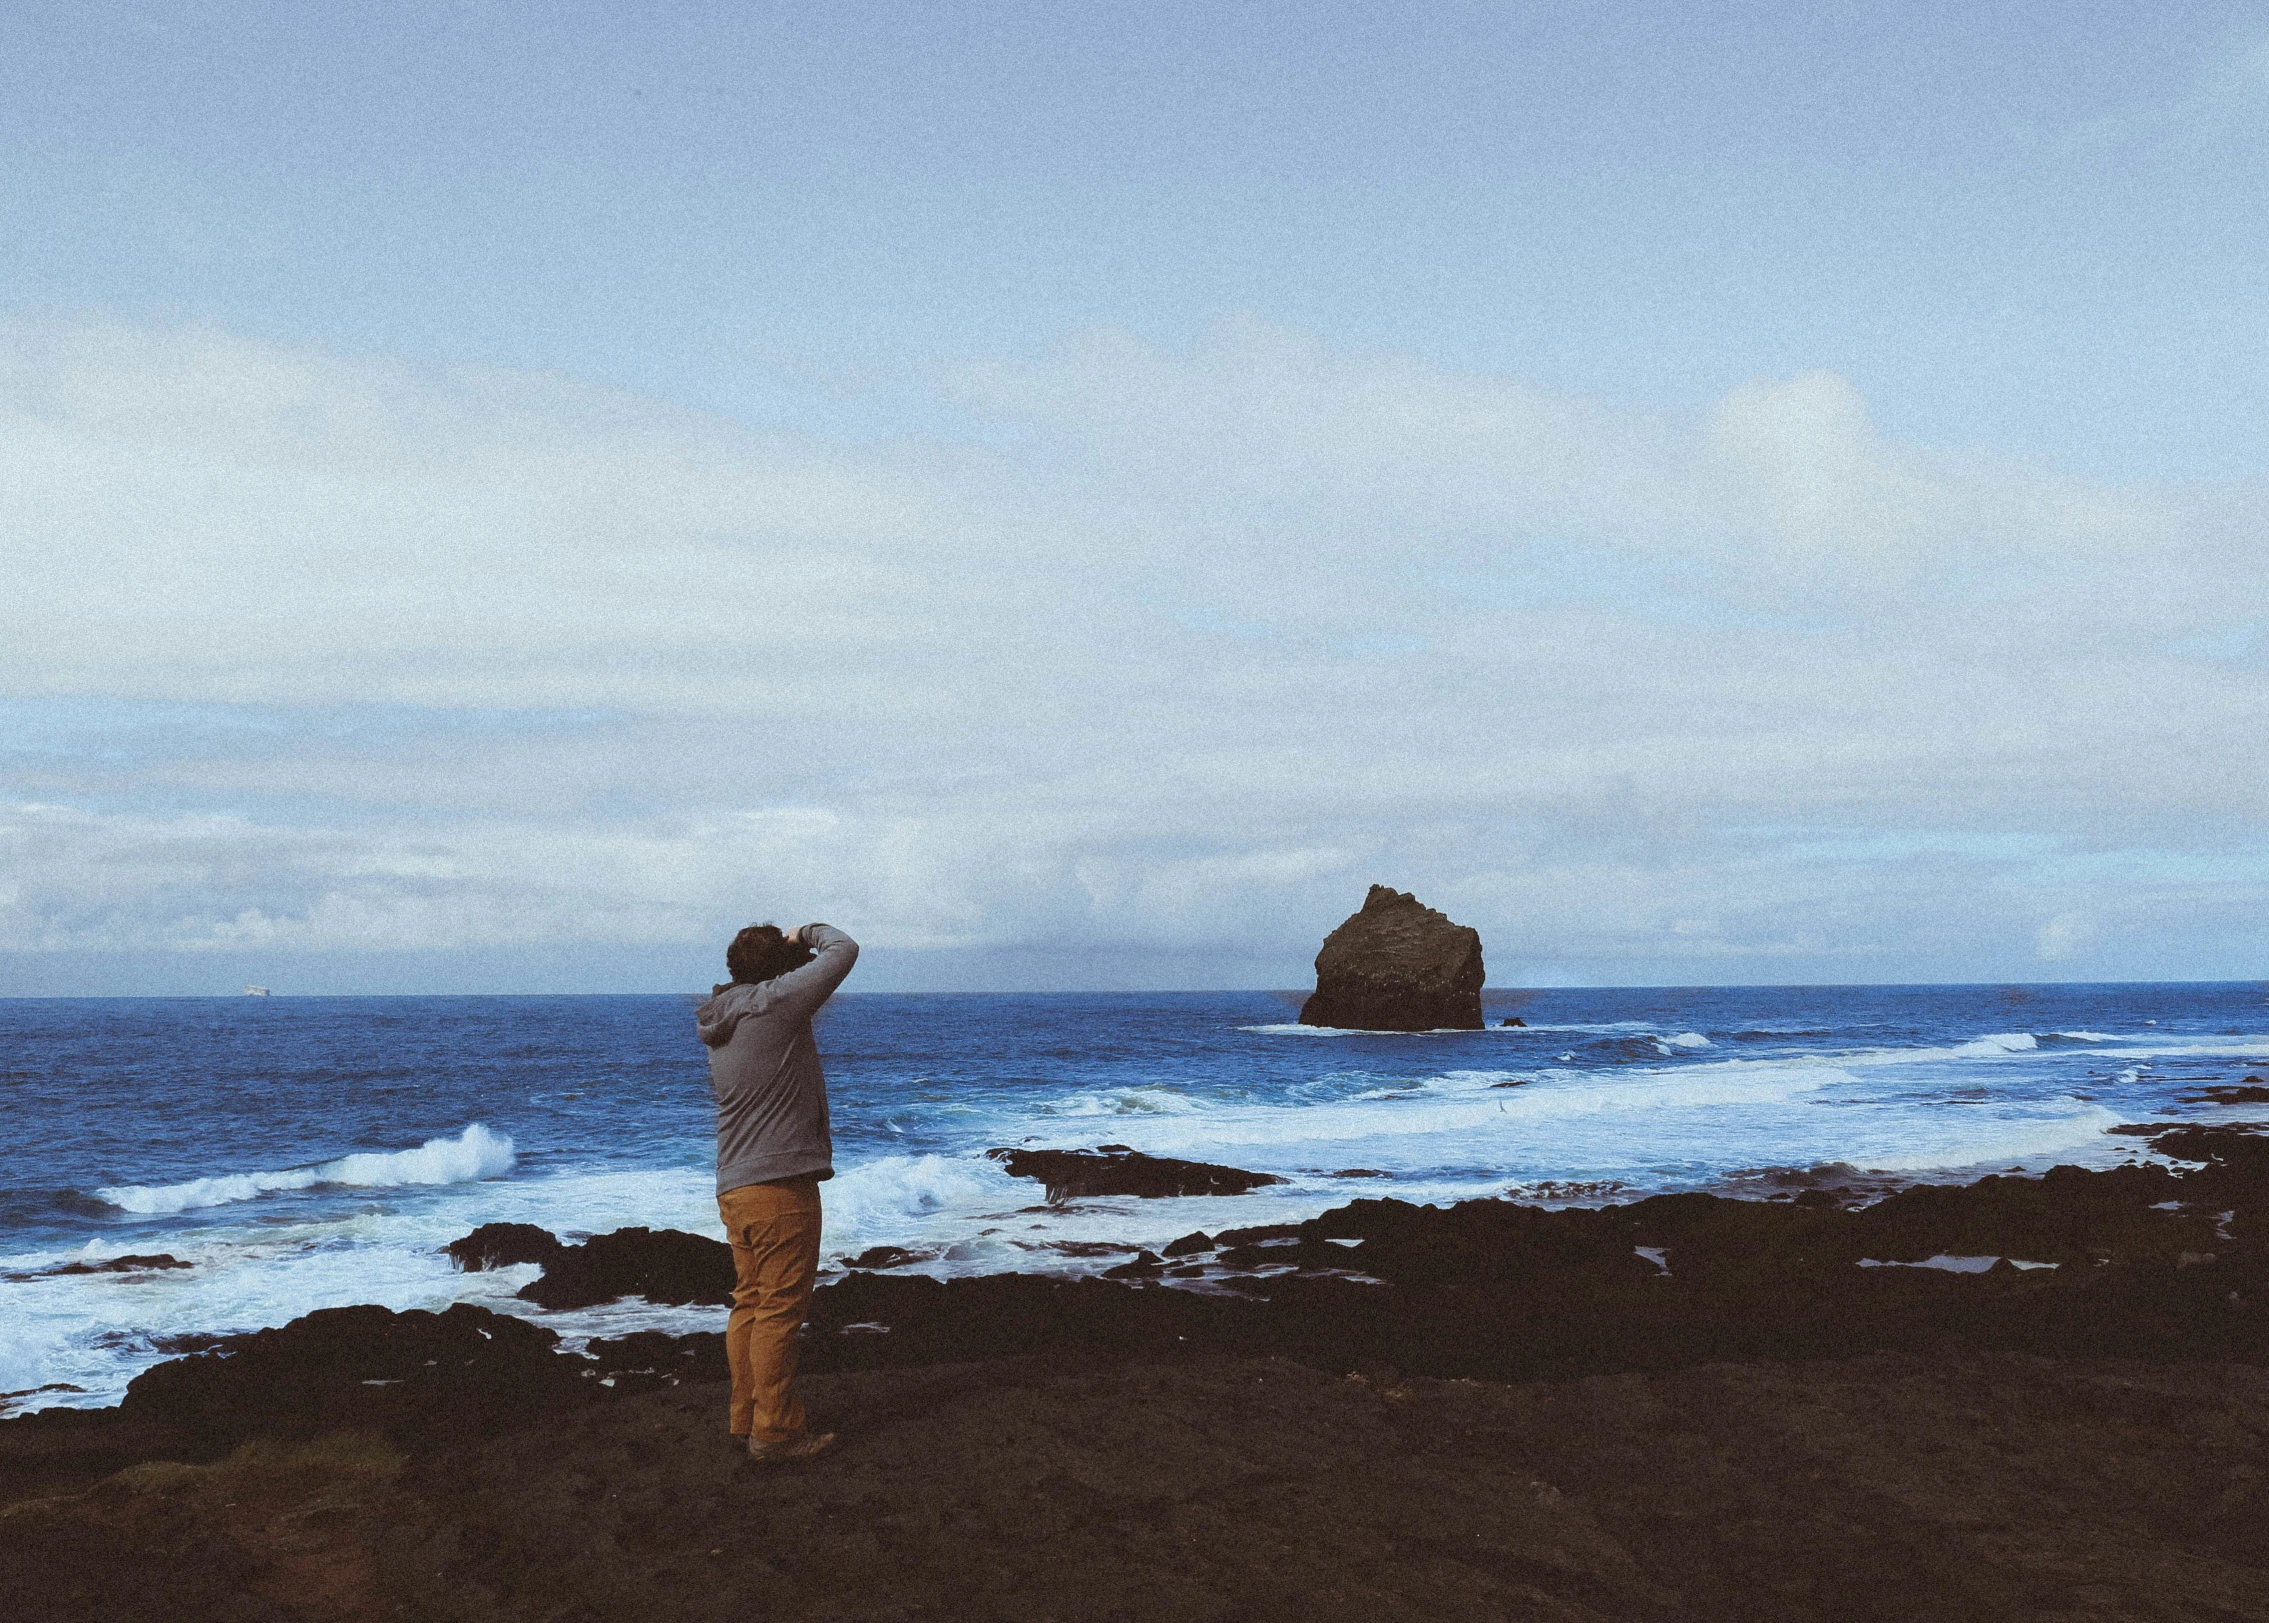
[[695, 981, 768, 1048]]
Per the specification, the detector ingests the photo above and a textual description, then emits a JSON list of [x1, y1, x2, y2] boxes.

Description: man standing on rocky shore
[[694, 920, 860, 1462]]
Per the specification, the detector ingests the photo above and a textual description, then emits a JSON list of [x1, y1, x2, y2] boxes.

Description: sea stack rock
[[1299, 885, 1486, 1032]]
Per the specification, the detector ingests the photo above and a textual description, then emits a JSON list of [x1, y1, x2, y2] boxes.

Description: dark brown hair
[[725, 923, 814, 986]]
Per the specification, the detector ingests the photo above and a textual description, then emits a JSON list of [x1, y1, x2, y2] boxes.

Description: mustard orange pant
[[717, 1175, 822, 1441]]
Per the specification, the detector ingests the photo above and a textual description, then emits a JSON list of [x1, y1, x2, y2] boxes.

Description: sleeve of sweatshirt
[[758, 924, 859, 1024]]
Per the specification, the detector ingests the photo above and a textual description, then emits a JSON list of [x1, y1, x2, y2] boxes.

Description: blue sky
[[3, 2, 2267, 992]]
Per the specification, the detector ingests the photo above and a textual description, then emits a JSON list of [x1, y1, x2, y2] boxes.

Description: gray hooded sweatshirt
[[694, 924, 859, 1194]]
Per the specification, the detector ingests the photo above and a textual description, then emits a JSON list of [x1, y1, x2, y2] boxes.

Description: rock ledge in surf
[[120, 1302, 589, 1444], [986, 1147, 1286, 1201], [444, 1222, 567, 1272], [6, 1253, 192, 1281], [1299, 885, 1485, 1032], [447, 1223, 735, 1310]]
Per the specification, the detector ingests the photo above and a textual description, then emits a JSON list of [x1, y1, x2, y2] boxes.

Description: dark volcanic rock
[[2183, 1079, 2269, 1105], [844, 1245, 925, 1270], [9, 1254, 192, 1280], [445, 1222, 735, 1310], [23, 1350, 2269, 1623], [1102, 1250, 1167, 1280], [514, 1226, 736, 1311], [583, 1329, 728, 1390], [444, 1221, 568, 1272], [119, 1302, 592, 1445], [791, 1137, 2269, 1380], [985, 1147, 1286, 1201], [80, 1121, 2269, 1478], [1298, 885, 1485, 1031], [2146, 1121, 2269, 1177]]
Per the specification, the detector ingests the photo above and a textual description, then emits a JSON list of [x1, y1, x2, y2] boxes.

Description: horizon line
[[3, 977, 2263, 1001]]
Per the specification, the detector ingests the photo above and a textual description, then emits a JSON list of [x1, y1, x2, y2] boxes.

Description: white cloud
[[3, 316, 2265, 985], [2036, 912, 2096, 962]]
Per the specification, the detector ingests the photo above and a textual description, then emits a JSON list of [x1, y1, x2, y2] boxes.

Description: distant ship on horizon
[[243, 984, 271, 997]]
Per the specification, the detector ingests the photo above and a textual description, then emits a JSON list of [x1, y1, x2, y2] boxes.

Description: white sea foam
[[1238, 1023, 1500, 1036], [2088, 1040, 2269, 1060], [1654, 1032, 1712, 1053], [1506, 1022, 1661, 1034], [1040, 1088, 1208, 1117], [1023, 1062, 1849, 1159], [822, 1154, 1028, 1247], [94, 1124, 514, 1214], [1798, 1029, 2151, 1071], [1822, 1102, 2124, 1172], [1948, 1032, 2038, 1057]]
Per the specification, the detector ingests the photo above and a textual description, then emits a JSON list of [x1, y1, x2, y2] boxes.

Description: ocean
[[6, 981, 2267, 1412]]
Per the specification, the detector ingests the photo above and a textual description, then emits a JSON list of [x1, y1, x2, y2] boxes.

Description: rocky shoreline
[[6, 1121, 2268, 1620]]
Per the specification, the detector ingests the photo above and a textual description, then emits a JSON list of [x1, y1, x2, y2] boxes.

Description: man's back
[[695, 923, 858, 1192]]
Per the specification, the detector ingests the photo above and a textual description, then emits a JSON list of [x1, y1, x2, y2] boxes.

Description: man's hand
[[782, 925, 805, 947]]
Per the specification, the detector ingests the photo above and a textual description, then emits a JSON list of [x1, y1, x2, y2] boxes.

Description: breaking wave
[[1947, 1032, 2038, 1057], [94, 1124, 514, 1215]]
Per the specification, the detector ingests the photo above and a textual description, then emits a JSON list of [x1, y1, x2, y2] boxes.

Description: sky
[[3, 1, 2268, 994]]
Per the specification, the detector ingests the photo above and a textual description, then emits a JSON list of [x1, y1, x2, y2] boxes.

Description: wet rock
[[513, 1226, 737, 1311], [2145, 1122, 2269, 1178], [2181, 1081, 2269, 1105], [119, 1303, 591, 1445], [1215, 1236, 1372, 1275], [584, 1329, 727, 1387], [845, 1246, 925, 1270], [0, 1382, 88, 1423], [1500, 1017, 1526, 1027], [1213, 1222, 1306, 1246], [15, 1254, 192, 1279], [1308, 1197, 1656, 1289], [1102, 1251, 1167, 1280], [984, 1147, 1286, 1201], [1851, 1164, 2206, 1268], [92, 1124, 2269, 1455], [1298, 885, 1486, 1031], [2130, 1123, 2269, 1248], [1332, 1168, 1389, 1178], [143, 1332, 231, 1354], [1214, 1242, 1295, 1270], [446, 1221, 736, 1310], [444, 1222, 567, 1272]]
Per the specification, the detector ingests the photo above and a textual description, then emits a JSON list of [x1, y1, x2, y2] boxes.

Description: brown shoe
[[746, 1430, 837, 1463]]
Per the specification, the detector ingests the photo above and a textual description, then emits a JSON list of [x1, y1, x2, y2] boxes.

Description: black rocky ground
[[6, 1121, 2268, 1620], [23, 1121, 2263, 1454], [7, 1351, 2265, 1622]]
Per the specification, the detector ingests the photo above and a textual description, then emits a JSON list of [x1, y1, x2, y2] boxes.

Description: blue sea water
[[5, 982, 2269, 1411]]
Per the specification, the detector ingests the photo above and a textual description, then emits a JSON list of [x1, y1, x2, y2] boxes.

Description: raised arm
[[759, 923, 859, 1023]]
